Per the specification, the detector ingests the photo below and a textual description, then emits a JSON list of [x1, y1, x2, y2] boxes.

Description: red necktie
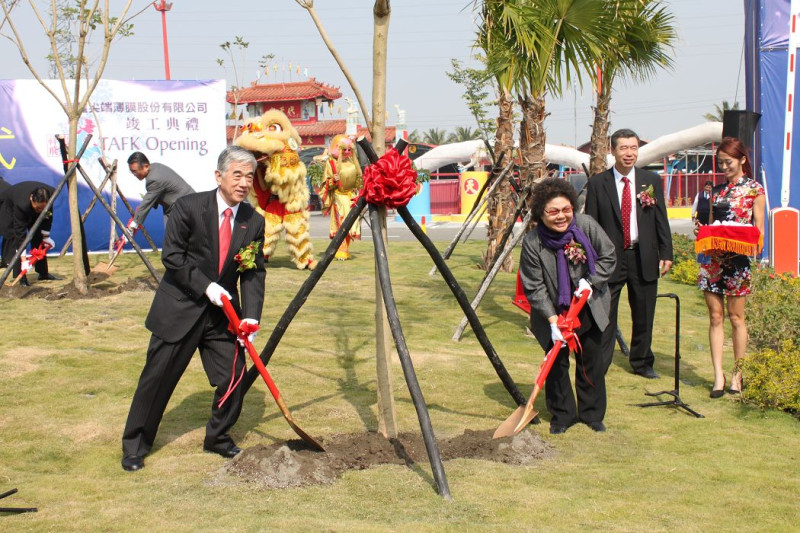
[[218, 208, 232, 274], [621, 177, 631, 249]]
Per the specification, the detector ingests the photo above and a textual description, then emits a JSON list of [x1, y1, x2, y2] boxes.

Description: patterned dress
[[697, 177, 764, 296]]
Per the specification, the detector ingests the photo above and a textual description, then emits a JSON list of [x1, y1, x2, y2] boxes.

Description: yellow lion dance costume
[[235, 109, 317, 270], [320, 134, 363, 260]]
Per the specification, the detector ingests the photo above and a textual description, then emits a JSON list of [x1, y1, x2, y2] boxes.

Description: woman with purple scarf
[[519, 179, 616, 435]]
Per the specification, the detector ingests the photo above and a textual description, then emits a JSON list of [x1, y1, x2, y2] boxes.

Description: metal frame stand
[[636, 293, 704, 418], [0, 488, 37, 514]]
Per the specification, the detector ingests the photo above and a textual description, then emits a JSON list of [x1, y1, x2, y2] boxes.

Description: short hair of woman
[[530, 178, 578, 221]]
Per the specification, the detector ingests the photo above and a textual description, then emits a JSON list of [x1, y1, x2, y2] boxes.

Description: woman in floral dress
[[696, 137, 765, 398]]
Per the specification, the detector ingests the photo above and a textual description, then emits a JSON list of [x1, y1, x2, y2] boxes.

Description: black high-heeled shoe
[[710, 375, 726, 399]]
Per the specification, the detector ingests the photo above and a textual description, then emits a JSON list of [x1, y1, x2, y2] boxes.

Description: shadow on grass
[[151, 389, 265, 454]]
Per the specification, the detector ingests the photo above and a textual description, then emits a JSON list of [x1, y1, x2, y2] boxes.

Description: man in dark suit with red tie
[[585, 129, 673, 379], [121, 146, 266, 472]]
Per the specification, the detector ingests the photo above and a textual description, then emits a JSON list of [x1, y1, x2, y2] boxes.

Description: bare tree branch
[[296, 0, 372, 130]]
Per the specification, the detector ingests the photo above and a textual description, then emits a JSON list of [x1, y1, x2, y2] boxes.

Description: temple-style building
[[225, 77, 395, 148]]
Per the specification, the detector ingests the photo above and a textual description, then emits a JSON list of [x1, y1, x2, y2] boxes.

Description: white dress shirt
[[215, 190, 240, 233]]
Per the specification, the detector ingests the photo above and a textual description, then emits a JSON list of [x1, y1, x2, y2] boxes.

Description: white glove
[[237, 318, 259, 346], [20, 260, 31, 272], [128, 220, 138, 230], [574, 278, 593, 299], [550, 323, 565, 344], [204, 282, 231, 307], [42, 237, 55, 249]]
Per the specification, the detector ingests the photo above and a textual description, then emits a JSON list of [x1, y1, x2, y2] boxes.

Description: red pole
[[154, 2, 173, 80]]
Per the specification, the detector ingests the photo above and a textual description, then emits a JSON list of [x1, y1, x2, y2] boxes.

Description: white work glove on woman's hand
[[574, 278, 593, 299], [204, 282, 231, 307], [550, 323, 565, 344]]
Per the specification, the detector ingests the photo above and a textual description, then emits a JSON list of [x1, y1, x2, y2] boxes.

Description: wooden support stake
[[369, 203, 451, 500], [240, 198, 368, 394], [74, 163, 161, 283], [398, 206, 525, 406], [0, 136, 92, 287]]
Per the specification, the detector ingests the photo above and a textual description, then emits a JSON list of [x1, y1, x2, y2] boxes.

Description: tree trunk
[[589, 81, 613, 177], [484, 87, 515, 272], [518, 93, 548, 187], [68, 117, 88, 294], [371, 0, 397, 439]]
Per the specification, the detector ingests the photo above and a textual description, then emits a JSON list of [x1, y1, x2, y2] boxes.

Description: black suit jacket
[[0, 181, 54, 240], [584, 168, 672, 283], [145, 190, 266, 343]]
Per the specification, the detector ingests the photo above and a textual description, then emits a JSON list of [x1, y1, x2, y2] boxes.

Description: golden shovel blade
[[493, 384, 542, 439]]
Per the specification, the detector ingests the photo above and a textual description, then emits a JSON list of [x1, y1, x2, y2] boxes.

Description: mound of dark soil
[[0, 275, 157, 300], [222, 429, 554, 489]]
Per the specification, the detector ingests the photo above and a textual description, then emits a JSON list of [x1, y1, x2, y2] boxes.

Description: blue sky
[[1, 0, 745, 146]]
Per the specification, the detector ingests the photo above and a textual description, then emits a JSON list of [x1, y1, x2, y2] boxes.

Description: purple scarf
[[537, 217, 598, 309]]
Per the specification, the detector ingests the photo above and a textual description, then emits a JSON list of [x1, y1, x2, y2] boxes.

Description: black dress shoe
[[587, 421, 606, 433], [203, 444, 242, 459], [634, 367, 659, 379], [121, 455, 144, 472], [38, 272, 62, 281], [19, 275, 30, 287], [549, 425, 569, 435]]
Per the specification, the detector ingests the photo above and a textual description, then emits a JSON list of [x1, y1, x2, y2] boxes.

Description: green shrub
[[307, 160, 325, 190], [747, 270, 800, 353], [671, 232, 696, 266], [669, 257, 699, 286], [742, 340, 800, 413]]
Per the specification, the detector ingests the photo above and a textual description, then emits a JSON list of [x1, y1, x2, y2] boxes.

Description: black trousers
[[1, 232, 48, 277], [122, 308, 245, 458], [607, 247, 658, 373], [545, 310, 612, 427]]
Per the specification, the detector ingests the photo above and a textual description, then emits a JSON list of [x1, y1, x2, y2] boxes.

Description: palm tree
[[588, 1, 676, 176], [479, 0, 610, 271], [422, 128, 449, 145], [448, 126, 482, 143], [704, 100, 741, 122], [476, 0, 529, 271], [407, 129, 423, 143]]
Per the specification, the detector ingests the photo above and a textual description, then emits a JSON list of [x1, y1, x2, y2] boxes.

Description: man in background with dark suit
[[125, 152, 195, 235], [585, 129, 673, 379], [121, 146, 266, 472], [0, 180, 59, 285]]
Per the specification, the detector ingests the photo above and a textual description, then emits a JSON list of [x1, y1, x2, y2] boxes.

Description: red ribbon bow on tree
[[357, 147, 418, 208]]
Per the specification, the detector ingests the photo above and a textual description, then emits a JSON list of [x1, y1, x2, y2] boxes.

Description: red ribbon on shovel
[[219, 295, 324, 451], [105, 219, 139, 272], [10, 243, 52, 286], [493, 289, 591, 438]]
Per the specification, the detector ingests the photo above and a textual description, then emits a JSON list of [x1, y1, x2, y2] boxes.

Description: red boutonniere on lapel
[[637, 184, 657, 207], [234, 241, 259, 272], [564, 239, 587, 265]]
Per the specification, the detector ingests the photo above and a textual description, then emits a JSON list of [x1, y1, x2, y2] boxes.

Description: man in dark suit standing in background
[[585, 129, 673, 379], [0, 180, 59, 285], [121, 146, 266, 472], [125, 152, 195, 235]]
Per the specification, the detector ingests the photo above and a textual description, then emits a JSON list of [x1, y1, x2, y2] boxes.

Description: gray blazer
[[519, 214, 617, 351], [133, 162, 195, 226]]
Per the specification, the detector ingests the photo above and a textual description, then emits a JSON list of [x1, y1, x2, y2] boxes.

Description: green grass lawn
[[1, 239, 797, 532]]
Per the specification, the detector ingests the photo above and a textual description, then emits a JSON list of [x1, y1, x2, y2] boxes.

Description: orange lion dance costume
[[235, 109, 317, 270]]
